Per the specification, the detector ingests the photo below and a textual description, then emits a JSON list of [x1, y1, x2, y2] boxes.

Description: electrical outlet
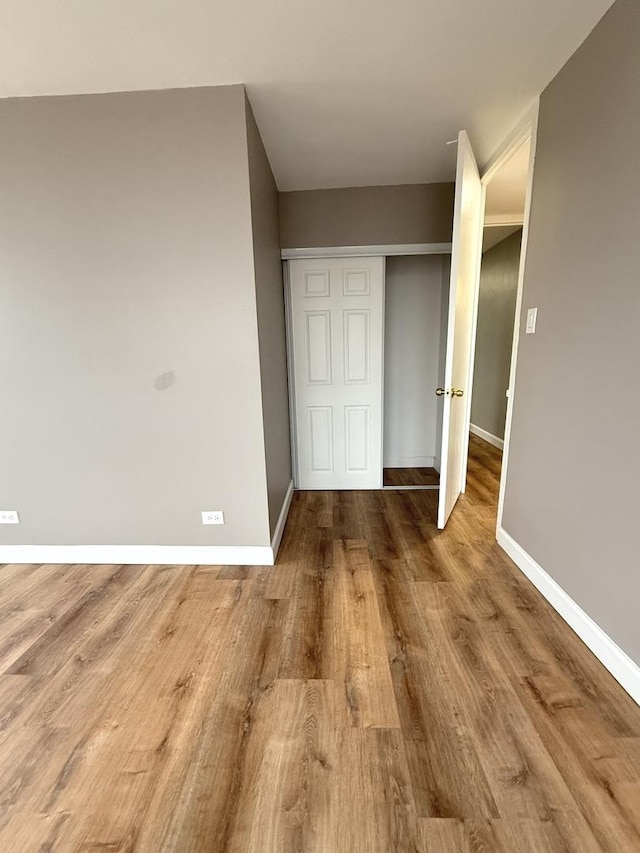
[[202, 510, 224, 525], [0, 510, 19, 524]]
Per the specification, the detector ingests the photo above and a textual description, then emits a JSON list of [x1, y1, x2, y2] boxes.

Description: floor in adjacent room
[[0, 434, 639, 851], [383, 467, 440, 487]]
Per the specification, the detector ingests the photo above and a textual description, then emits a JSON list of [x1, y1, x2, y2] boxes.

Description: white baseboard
[[0, 482, 296, 569], [497, 527, 640, 707], [0, 544, 275, 567], [470, 423, 504, 450], [433, 456, 441, 474], [383, 456, 435, 469], [271, 480, 294, 560]]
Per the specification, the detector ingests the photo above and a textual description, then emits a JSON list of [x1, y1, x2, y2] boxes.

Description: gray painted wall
[[0, 85, 275, 548], [471, 230, 522, 440], [502, 0, 640, 663], [279, 183, 454, 249], [384, 256, 444, 468], [245, 98, 292, 537]]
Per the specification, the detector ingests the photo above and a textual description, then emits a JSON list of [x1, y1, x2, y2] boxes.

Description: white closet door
[[289, 257, 385, 490]]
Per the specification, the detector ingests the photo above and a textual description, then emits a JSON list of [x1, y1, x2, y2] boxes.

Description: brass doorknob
[[435, 387, 445, 396], [453, 389, 464, 397]]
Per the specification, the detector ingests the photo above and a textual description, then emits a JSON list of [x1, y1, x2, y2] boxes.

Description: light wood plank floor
[[1, 434, 639, 851]]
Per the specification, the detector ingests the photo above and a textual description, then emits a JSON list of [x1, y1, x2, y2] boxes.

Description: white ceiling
[[0, 0, 614, 190], [485, 140, 531, 219], [482, 138, 529, 252]]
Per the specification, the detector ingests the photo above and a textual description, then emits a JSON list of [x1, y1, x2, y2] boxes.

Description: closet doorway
[[287, 256, 385, 490], [285, 251, 451, 493], [382, 255, 450, 490]]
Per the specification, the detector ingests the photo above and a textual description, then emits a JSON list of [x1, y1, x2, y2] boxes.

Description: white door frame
[[475, 100, 540, 532], [284, 249, 452, 488], [285, 256, 389, 489], [282, 260, 300, 486], [281, 243, 452, 260]]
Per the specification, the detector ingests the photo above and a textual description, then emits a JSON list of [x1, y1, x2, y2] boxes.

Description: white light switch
[[526, 307, 538, 335]]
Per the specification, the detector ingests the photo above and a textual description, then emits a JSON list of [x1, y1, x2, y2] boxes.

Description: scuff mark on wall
[[154, 371, 176, 392]]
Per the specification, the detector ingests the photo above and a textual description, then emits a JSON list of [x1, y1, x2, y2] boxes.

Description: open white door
[[437, 131, 484, 528]]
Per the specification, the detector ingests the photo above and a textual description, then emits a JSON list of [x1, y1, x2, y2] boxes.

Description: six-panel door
[[289, 257, 385, 489]]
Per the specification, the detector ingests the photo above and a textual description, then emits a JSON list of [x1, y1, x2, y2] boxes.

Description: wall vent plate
[[0, 510, 20, 524]]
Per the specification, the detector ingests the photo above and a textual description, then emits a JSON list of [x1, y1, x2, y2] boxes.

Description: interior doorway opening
[[382, 254, 450, 491], [466, 125, 536, 533]]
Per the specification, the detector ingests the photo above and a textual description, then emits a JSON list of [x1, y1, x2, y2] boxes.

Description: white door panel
[[290, 257, 384, 490], [438, 131, 484, 528]]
